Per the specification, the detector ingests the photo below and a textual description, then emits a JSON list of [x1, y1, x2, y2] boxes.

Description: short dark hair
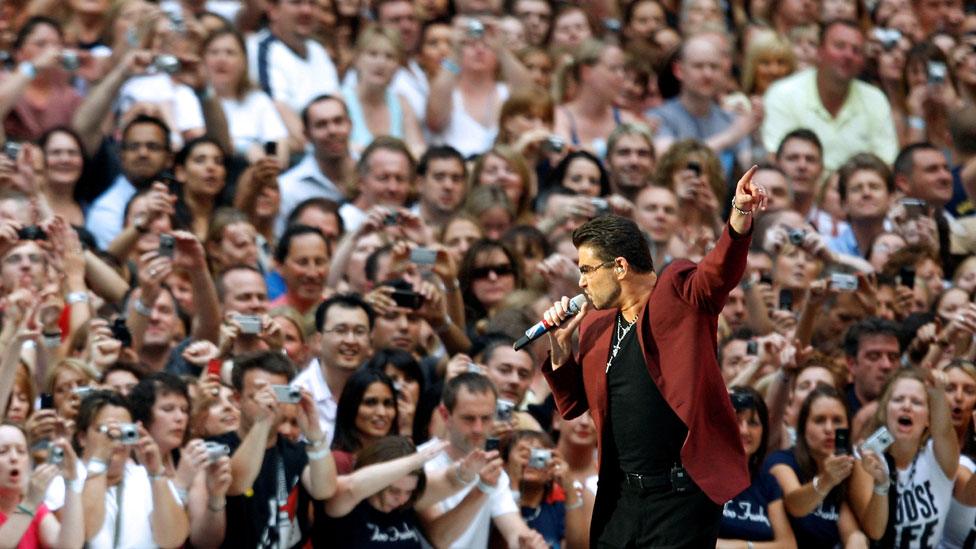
[[819, 18, 863, 44], [775, 128, 823, 159], [99, 362, 144, 385], [301, 94, 348, 129], [729, 385, 769, 479], [285, 197, 344, 235], [842, 317, 901, 357], [121, 115, 172, 153], [274, 224, 327, 263], [442, 372, 498, 413], [314, 293, 376, 333], [73, 390, 132, 453], [572, 215, 654, 273], [836, 153, 894, 203], [417, 145, 465, 177], [893, 142, 942, 179], [480, 337, 532, 368], [231, 351, 297, 392], [129, 373, 191, 444], [13, 16, 62, 51]]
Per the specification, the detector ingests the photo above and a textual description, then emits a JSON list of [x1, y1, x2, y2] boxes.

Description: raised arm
[[227, 382, 277, 495], [326, 440, 451, 517], [71, 50, 152, 156], [928, 369, 960, 478]]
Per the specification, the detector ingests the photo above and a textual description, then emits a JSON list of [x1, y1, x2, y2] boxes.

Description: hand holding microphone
[[519, 294, 589, 369]]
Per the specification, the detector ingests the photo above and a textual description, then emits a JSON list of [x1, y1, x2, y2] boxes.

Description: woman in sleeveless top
[[553, 40, 640, 159], [342, 26, 425, 158], [426, 16, 535, 158], [850, 368, 958, 547]]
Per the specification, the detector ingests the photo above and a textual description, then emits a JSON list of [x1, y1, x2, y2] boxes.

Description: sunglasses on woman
[[471, 264, 514, 279]]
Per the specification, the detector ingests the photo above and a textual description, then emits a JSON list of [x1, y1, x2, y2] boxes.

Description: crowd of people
[[0, 0, 973, 546]]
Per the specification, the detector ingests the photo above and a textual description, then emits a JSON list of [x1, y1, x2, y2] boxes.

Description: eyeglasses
[[323, 325, 370, 338], [471, 264, 514, 279], [578, 260, 615, 276], [120, 142, 167, 153]]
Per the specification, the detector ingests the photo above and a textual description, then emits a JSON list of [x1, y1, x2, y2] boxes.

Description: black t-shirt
[[315, 500, 427, 548], [209, 431, 311, 549], [605, 314, 687, 474]]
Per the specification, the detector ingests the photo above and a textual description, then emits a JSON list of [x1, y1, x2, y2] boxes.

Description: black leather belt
[[622, 464, 692, 492]]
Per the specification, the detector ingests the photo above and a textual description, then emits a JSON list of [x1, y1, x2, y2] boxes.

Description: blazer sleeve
[[541, 353, 589, 420], [670, 224, 751, 314]]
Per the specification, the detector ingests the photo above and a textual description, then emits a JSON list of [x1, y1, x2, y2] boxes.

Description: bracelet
[[67, 291, 90, 304], [132, 298, 152, 317], [306, 435, 327, 449], [873, 480, 890, 496], [68, 477, 85, 494], [747, 542, 755, 549], [86, 458, 108, 477], [476, 478, 497, 495], [207, 498, 226, 512], [147, 469, 167, 481], [731, 199, 752, 216], [565, 497, 584, 510], [908, 116, 926, 130], [442, 279, 460, 292], [812, 475, 828, 496], [454, 463, 476, 485], [14, 504, 35, 518], [306, 447, 329, 461], [176, 487, 189, 506]]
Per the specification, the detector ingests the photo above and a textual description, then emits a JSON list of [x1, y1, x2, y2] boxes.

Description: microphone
[[513, 294, 588, 351]]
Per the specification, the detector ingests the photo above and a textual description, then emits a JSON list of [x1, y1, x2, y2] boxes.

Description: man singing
[[541, 166, 767, 547]]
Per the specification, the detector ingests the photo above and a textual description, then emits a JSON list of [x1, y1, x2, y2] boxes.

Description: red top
[[0, 503, 50, 549], [542, 225, 751, 505]]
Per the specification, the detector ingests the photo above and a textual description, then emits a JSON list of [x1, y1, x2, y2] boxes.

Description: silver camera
[[544, 135, 565, 153], [60, 51, 80, 72], [787, 228, 806, 246], [272, 384, 302, 404], [829, 272, 858, 292], [495, 399, 515, 422], [236, 314, 262, 335], [528, 448, 551, 469], [153, 54, 180, 75], [204, 441, 230, 462], [860, 426, 894, 456], [466, 19, 484, 39], [590, 197, 610, 216], [3, 141, 20, 160], [48, 446, 64, 465], [100, 422, 139, 444]]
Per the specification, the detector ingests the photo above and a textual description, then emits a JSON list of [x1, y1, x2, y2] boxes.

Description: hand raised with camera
[[25, 463, 59, 509], [296, 388, 324, 442], [171, 230, 207, 271], [183, 339, 220, 368], [175, 439, 209, 489], [206, 456, 232, 499], [134, 422, 164, 477], [859, 449, 889, 488]]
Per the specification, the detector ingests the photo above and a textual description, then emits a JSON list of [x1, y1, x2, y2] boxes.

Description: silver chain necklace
[[606, 313, 637, 373]]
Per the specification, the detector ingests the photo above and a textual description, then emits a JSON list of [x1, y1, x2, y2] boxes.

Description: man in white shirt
[[338, 136, 414, 232], [86, 115, 173, 249], [419, 373, 547, 549], [292, 294, 375, 444], [247, 0, 340, 115], [276, 95, 355, 236]]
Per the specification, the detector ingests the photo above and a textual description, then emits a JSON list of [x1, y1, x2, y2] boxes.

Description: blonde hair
[[354, 24, 406, 66], [741, 29, 796, 95]]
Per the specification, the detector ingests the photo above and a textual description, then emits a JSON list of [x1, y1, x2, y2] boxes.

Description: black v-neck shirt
[[605, 314, 687, 475]]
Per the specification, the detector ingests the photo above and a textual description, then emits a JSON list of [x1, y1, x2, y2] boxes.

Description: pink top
[[0, 503, 50, 549]]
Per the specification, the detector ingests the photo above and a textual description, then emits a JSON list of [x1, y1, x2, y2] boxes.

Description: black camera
[[17, 226, 47, 241], [110, 317, 133, 348], [787, 229, 806, 246]]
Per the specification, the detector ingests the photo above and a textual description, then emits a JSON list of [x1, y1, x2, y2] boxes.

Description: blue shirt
[[521, 500, 564, 549], [765, 449, 841, 549], [719, 469, 783, 542]]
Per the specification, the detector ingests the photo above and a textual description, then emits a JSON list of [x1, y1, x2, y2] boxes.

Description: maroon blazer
[[542, 225, 751, 505]]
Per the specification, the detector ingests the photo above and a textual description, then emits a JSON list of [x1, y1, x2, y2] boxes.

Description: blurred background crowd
[[0, 0, 974, 546]]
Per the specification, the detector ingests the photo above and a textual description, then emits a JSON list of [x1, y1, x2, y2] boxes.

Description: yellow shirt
[[761, 68, 898, 171]]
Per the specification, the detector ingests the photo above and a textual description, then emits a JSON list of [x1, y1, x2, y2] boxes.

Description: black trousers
[[591, 478, 721, 548]]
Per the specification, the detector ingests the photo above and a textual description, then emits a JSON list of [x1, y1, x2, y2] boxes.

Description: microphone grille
[[568, 294, 588, 314]]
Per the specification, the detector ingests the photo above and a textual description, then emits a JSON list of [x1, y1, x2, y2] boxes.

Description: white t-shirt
[[939, 456, 976, 549], [220, 90, 288, 157], [87, 461, 181, 549], [893, 439, 955, 548], [420, 442, 519, 549], [291, 359, 337, 446], [117, 73, 205, 147], [246, 29, 339, 114], [430, 83, 509, 158]]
